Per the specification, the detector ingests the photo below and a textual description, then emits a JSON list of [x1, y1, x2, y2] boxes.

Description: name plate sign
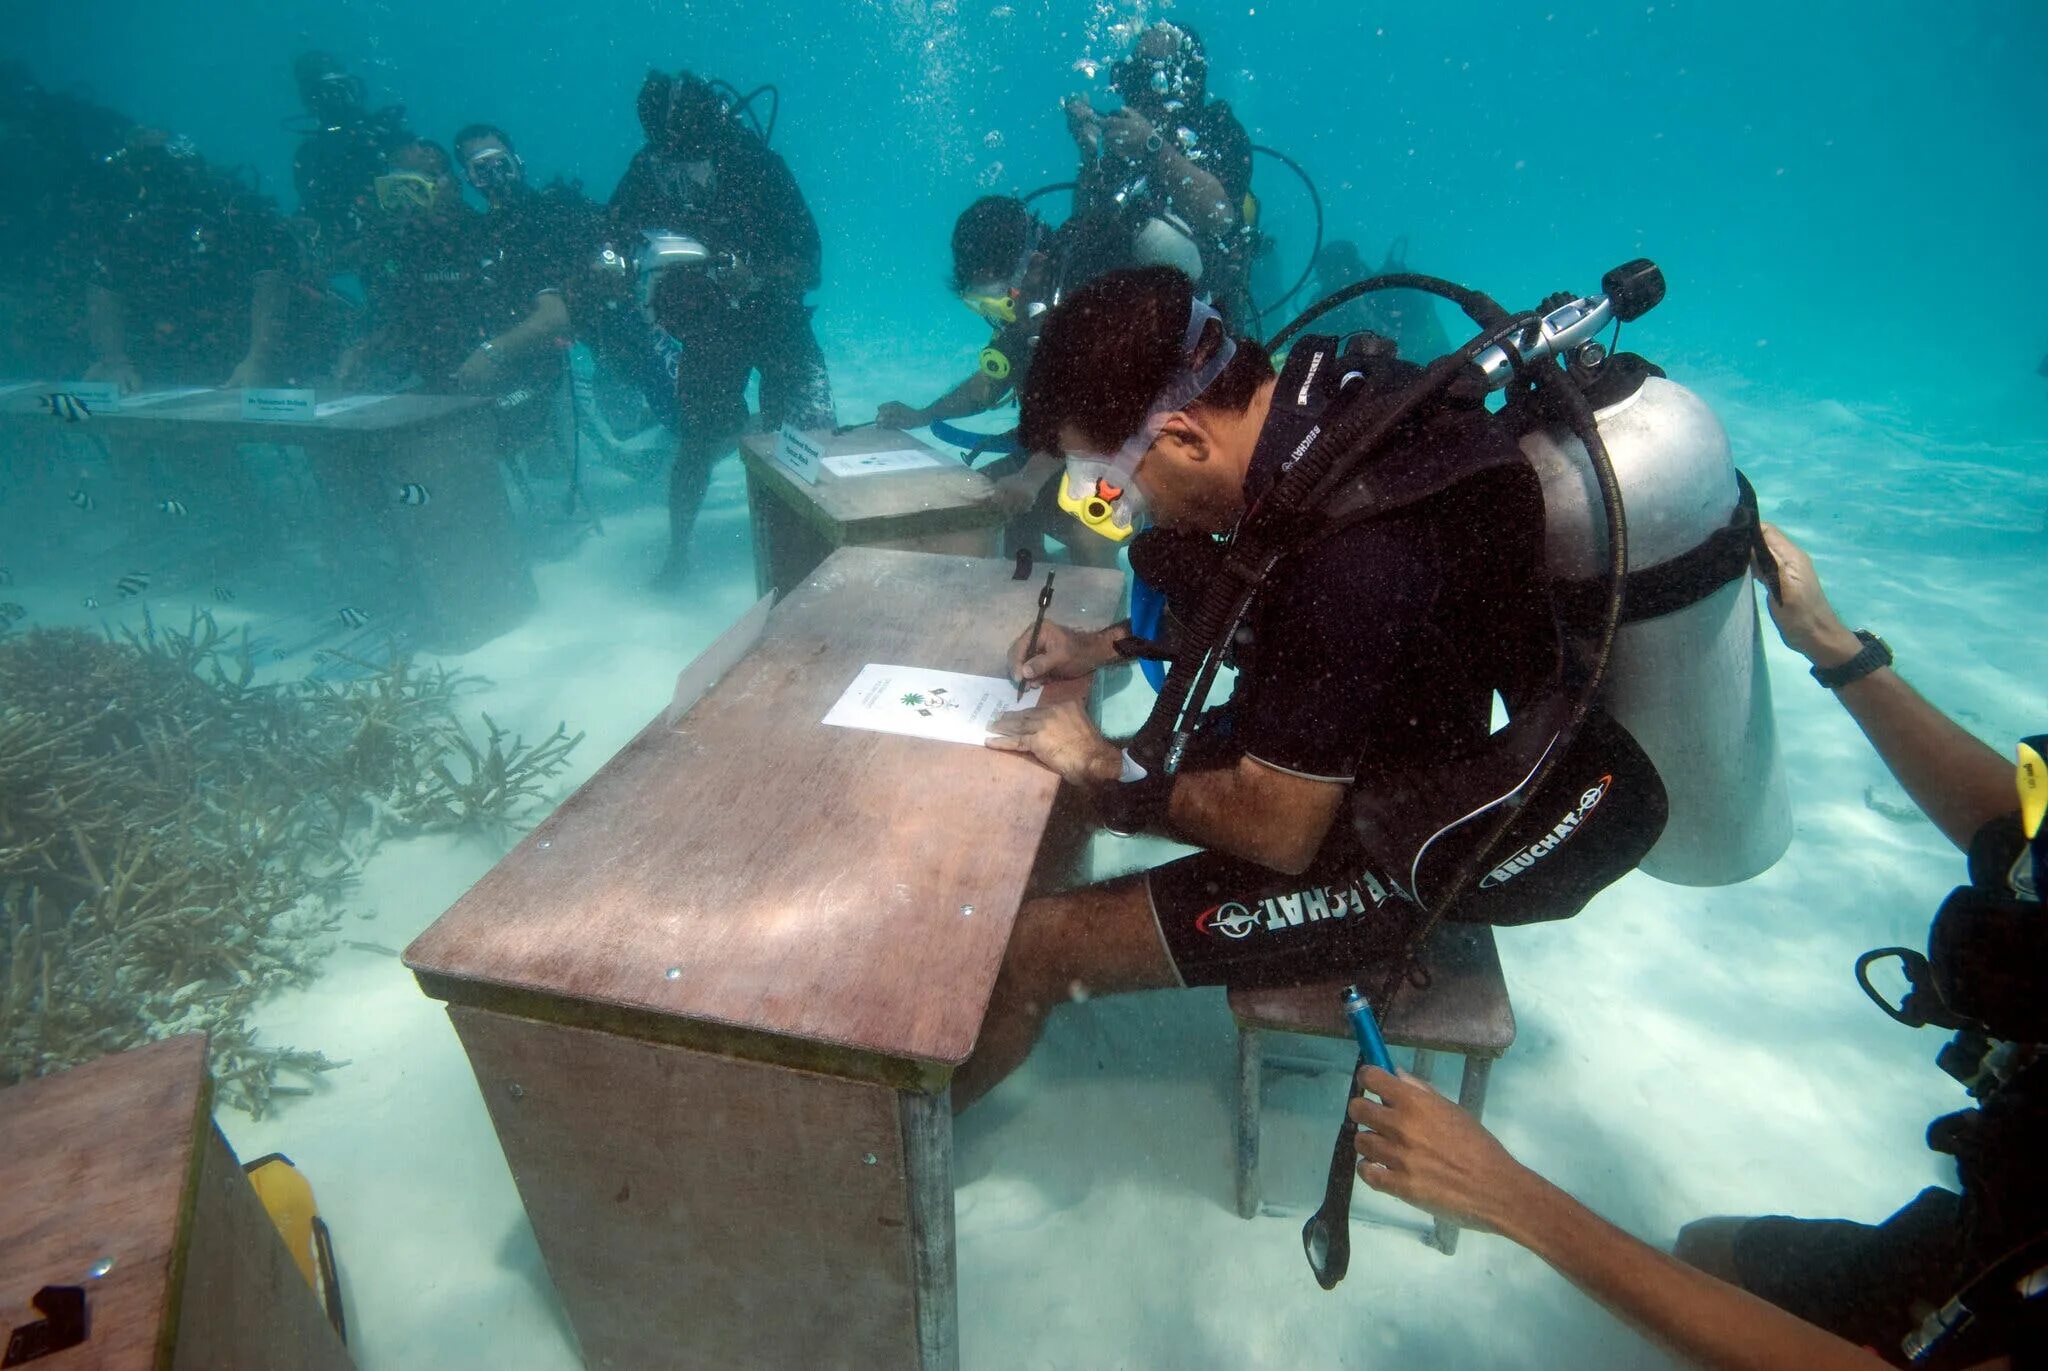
[[56, 380, 123, 409], [773, 424, 822, 485], [241, 388, 317, 422]]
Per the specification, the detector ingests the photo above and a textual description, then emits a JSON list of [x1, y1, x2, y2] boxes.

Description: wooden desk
[[405, 548, 1124, 1370], [0, 1036, 353, 1371], [736, 427, 1004, 600], [0, 386, 534, 653]]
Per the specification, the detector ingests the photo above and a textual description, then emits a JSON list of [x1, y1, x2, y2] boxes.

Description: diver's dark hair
[[293, 51, 346, 84], [949, 196, 1032, 293], [389, 137, 454, 177], [1020, 266, 1271, 456], [453, 123, 513, 155]]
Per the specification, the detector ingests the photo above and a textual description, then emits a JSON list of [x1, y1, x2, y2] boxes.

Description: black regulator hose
[[1268, 272, 1512, 353], [1248, 144, 1325, 326]]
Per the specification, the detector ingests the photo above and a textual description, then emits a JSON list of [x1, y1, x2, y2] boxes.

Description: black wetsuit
[[1729, 812, 2048, 1366], [361, 206, 565, 449], [82, 152, 290, 383], [292, 105, 412, 253], [0, 80, 133, 373], [1138, 341, 1551, 989], [609, 129, 835, 566]]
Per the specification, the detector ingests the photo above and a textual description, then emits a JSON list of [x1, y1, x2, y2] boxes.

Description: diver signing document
[[823, 665, 1040, 745]]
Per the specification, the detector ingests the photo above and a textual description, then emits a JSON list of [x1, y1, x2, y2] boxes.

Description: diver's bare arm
[[1500, 1182, 1890, 1371], [1165, 758, 1344, 875], [1833, 667, 2013, 851], [487, 290, 571, 362], [242, 269, 289, 370], [1154, 148, 1235, 239], [922, 370, 1010, 423]]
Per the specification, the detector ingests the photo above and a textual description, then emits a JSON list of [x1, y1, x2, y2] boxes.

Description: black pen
[[1020, 570, 1054, 700]]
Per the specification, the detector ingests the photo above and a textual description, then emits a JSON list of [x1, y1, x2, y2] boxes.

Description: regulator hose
[[1248, 144, 1326, 327]]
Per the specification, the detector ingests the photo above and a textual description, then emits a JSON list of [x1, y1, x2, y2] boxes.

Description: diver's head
[[294, 51, 365, 127], [454, 122, 525, 205], [1315, 239, 1366, 288], [375, 138, 459, 223], [1022, 266, 1273, 540], [950, 196, 1048, 325], [637, 69, 728, 160], [1111, 21, 1209, 118]]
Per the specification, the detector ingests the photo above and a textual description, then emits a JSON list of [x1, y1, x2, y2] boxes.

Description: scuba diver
[[874, 194, 1127, 565], [78, 127, 292, 390], [1311, 238, 1454, 363], [609, 68, 836, 589], [288, 51, 412, 259], [1065, 21, 1256, 326], [0, 63, 134, 374], [340, 139, 569, 455], [960, 258, 1791, 1112], [1336, 531, 2046, 1368]]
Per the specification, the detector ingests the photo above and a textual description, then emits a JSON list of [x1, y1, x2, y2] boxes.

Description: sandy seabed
[[14, 333, 2041, 1368]]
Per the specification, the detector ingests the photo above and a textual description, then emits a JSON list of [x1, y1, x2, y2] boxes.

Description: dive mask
[[374, 171, 439, 214], [1057, 295, 1237, 543], [464, 145, 523, 198]]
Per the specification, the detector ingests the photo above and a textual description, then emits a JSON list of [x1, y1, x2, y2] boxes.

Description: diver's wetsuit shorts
[[1146, 830, 1418, 990], [1730, 1186, 1963, 1358]]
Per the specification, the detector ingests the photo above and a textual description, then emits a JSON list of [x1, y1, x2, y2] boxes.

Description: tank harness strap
[[1556, 469, 1764, 627]]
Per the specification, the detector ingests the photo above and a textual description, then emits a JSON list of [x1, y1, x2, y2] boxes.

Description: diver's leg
[[652, 323, 748, 587], [953, 874, 1177, 1111], [755, 298, 836, 430]]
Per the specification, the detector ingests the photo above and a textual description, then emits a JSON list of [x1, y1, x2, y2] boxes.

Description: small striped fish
[[337, 606, 370, 629], [40, 393, 92, 422], [116, 571, 150, 599], [396, 483, 432, 506]]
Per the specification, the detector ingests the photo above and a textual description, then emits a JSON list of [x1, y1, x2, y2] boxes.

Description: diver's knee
[[1672, 1215, 1748, 1282]]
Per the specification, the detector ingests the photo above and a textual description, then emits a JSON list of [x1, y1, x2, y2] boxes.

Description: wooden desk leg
[[902, 1089, 959, 1370], [1430, 1055, 1497, 1257], [445, 1006, 956, 1370], [373, 415, 536, 652], [743, 471, 777, 599]]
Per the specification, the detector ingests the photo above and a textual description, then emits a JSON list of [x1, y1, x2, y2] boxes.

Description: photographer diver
[[1065, 21, 1256, 327], [1343, 535, 2047, 1369], [962, 258, 1792, 1114], [609, 69, 835, 590]]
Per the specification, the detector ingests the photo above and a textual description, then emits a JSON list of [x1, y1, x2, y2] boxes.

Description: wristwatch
[[1092, 749, 1174, 837], [1144, 130, 1165, 156], [1812, 630, 1892, 690]]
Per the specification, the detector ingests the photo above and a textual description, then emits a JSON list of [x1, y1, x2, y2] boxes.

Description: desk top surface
[[0, 382, 486, 435], [405, 547, 1125, 1067], [737, 426, 998, 534], [0, 1034, 211, 1368]]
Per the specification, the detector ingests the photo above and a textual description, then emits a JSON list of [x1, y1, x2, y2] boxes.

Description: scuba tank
[[1520, 365, 1793, 886]]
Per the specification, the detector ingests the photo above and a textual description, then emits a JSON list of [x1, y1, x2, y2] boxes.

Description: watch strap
[[1812, 630, 1892, 690]]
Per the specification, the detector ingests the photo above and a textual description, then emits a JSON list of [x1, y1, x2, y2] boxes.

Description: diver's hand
[[222, 354, 270, 390], [1101, 108, 1157, 161], [986, 699, 1122, 786], [331, 343, 369, 389], [455, 346, 501, 392], [86, 357, 142, 395], [1065, 95, 1101, 153], [876, 402, 929, 431], [1350, 1066, 1548, 1238], [1008, 619, 1121, 689], [990, 471, 1040, 517], [1756, 523, 1862, 668]]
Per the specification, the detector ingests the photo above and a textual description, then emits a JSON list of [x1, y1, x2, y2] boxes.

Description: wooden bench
[[1229, 922, 1516, 1254], [0, 1035, 353, 1370]]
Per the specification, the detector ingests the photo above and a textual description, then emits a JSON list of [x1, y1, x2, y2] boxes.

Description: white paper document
[[821, 447, 947, 478], [822, 664, 1039, 745], [120, 385, 214, 409]]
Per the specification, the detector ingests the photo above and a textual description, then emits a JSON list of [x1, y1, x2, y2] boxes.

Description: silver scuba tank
[[1520, 374, 1793, 886]]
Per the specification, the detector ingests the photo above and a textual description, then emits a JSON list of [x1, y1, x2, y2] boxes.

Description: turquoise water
[[4, 3, 2046, 1367]]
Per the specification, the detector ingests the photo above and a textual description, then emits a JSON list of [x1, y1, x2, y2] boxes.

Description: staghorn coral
[[0, 611, 582, 1114]]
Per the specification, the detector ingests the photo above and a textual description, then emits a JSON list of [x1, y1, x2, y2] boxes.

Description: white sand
[[28, 336, 2030, 1367]]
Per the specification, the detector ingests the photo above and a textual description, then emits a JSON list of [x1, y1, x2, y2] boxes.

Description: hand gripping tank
[[1520, 374, 1792, 885]]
